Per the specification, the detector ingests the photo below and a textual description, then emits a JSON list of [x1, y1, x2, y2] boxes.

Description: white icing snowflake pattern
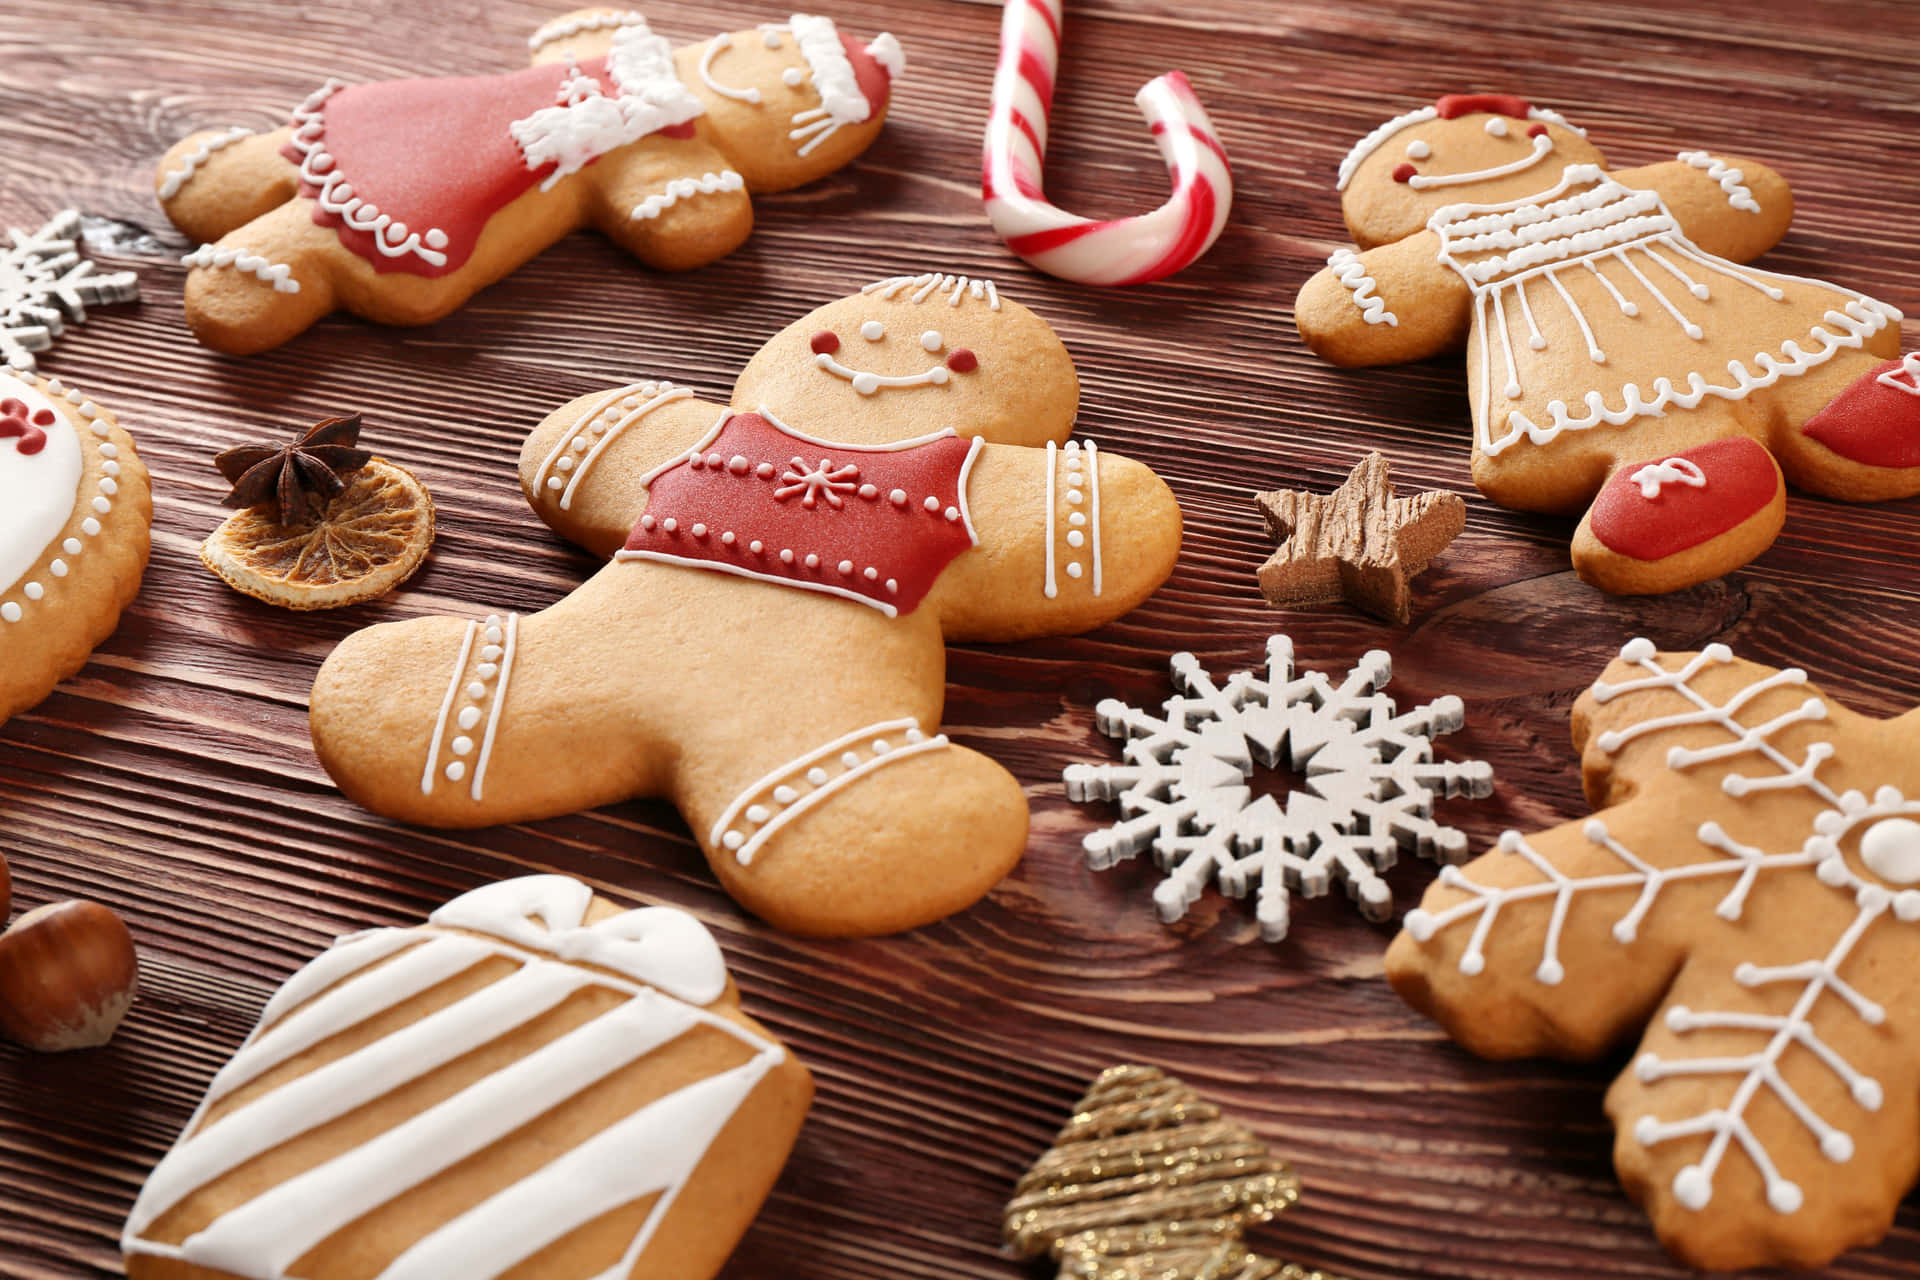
[[1404, 638, 1920, 1218], [0, 210, 140, 372], [775, 456, 861, 507], [1063, 635, 1494, 942]]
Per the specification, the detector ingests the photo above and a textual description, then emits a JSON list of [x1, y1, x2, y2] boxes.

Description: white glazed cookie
[[308, 275, 1184, 938], [155, 8, 904, 353], [1296, 93, 1918, 595], [123, 875, 812, 1280], [0, 373, 150, 726]]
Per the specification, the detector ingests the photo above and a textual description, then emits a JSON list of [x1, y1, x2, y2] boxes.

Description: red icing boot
[[1589, 437, 1781, 561], [1803, 354, 1920, 469]]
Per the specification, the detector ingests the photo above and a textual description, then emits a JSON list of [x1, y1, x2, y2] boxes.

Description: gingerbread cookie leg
[[1775, 346, 1920, 501], [155, 127, 300, 246]]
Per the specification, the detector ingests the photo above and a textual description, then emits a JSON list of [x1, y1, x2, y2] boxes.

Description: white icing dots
[[861, 320, 885, 340], [920, 330, 943, 352], [0, 603, 19, 623], [422, 613, 520, 802], [1405, 139, 1431, 160], [1484, 117, 1509, 137]]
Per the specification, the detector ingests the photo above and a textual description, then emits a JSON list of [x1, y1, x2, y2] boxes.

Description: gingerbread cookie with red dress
[[155, 8, 903, 353], [1295, 94, 1918, 596], [308, 274, 1184, 938]]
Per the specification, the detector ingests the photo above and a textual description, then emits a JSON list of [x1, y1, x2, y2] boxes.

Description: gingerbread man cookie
[[156, 8, 903, 353], [1296, 94, 1916, 596], [0, 372, 150, 727], [309, 275, 1183, 937], [123, 875, 811, 1280], [1387, 640, 1920, 1270]]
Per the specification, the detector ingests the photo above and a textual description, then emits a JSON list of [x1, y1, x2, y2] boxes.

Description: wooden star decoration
[[1254, 452, 1465, 625]]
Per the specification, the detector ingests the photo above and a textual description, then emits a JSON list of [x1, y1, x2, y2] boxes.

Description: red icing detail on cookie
[[1589, 438, 1779, 561], [1527, 122, 1549, 138], [282, 58, 670, 278], [623, 411, 979, 616], [0, 397, 48, 456], [1392, 162, 1417, 184], [1801, 359, 1920, 469], [946, 349, 978, 373], [1435, 94, 1533, 120], [809, 330, 841, 354], [840, 33, 893, 118]]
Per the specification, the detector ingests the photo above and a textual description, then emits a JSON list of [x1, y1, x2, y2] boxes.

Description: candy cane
[[982, 0, 1233, 287]]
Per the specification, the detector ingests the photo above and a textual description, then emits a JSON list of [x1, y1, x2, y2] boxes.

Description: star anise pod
[[215, 415, 373, 523]]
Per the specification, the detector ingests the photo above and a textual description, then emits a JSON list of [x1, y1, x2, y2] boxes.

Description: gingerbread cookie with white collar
[[156, 8, 903, 353], [309, 274, 1184, 937]]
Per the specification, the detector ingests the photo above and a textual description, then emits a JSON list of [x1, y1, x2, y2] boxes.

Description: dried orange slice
[[200, 458, 434, 609]]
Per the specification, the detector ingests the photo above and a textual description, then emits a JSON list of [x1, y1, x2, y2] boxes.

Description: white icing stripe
[[1877, 352, 1920, 397], [257, 927, 419, 1030], [158, 127, 252, 200], [286, 80, 449, 268], [1042, 439, 1057, 599], [1086, 439, 1102, 597], [471, 612, 518, 802], [180, 243, 299, 293], [527, 9, 648, 53], [731, 733, 950, 866], [632, 169, 745, 220], [710, 716, 919, 846], [1327, 248, 1397, 326], [699, 32, 762, 103], [537, 381, 694, 510], [421, 621, 479, 796], [863, 272, 1002, 310], [1629, 457, 1707, 499], [1677, 150, 1761, 213], [127, 959, 594, 1237], [1044, 440, 1098, 593]]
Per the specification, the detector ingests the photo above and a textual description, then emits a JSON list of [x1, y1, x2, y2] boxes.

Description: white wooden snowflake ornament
[[1063, 635, 1494, 941], [0, 210, 140, 372]]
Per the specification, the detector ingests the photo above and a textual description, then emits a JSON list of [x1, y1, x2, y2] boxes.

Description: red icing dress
[[280, 58, 698, 277], [617, 410, 983, 617]]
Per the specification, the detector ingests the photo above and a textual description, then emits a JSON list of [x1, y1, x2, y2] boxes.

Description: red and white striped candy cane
[[982, 0, 1233, 287]]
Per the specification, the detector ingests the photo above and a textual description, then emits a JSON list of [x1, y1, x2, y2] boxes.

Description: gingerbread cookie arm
[[155, 127, 299, 245], [1608, 156, 1793, 264], [1294, 230, 1470, 368], [924, 440, 1182, 644], [179, 198, 341, 354], [579, 135, 756, 272], [520, 384, 728, 556]]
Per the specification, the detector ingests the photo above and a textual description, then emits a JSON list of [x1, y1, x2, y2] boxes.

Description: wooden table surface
[[3, 0, 1918, 1275]]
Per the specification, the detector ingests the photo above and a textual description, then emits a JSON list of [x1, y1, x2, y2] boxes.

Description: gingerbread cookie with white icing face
[[1296, 93, 1919, 596], [308, 274, 1183, 938], [0, 373, 150, 727], [123, 874, 812, 1280], [156, 8, 903, 354], [1387, 641, 1920, 1270]]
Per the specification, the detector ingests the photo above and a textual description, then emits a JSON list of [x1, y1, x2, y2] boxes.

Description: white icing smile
[[815, 351, 951, 396], [1408, 129, 1554, 190]]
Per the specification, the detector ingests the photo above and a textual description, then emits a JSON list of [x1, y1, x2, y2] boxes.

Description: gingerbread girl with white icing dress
[[154, 8, 904, 353], [1296, 94, 1919, 595], [309, 274, 1184, 939]]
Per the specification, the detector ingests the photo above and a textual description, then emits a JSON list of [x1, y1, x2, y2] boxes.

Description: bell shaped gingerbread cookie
[[0, 373, 151, 726], [156, 8, 903, 353], [123, 875, 811, 1280], [310, 274, 1183, 937], [1296, 94, 1917, 595], [1387, 640, 1920, 1271]]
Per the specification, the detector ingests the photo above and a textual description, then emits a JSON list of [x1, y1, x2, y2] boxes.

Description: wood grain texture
[[1, 0, 1917, 1276]]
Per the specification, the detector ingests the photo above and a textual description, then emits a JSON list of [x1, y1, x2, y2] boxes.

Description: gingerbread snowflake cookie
[[1296, 94, 1917, 596], [1388, 640, 1920, 1270], [1065, 635, 1492, 941], [155, 9, 903, 353], [124, 875, 810, 1280], [0, 372, 150, 727], [308, 275, 1183, 938]]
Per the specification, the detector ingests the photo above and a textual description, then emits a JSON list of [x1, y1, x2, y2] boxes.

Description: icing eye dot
[[782, 67, 806, 86], [1392, 162, 1417, 184], [809, 330, 840, 354], [860, 320, 885, 341], [1527, 122, 1549, 138], [1405, 140, 1431, 160], [1485, 118, 1510, 138], [947, 348, 978, 373], [920, 330, 943, 352]]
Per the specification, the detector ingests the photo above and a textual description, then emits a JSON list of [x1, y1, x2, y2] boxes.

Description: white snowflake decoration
[[0, 209, 140, 372], [1404, 638, 1920, 1219], [1063, 635, 1494, 941]]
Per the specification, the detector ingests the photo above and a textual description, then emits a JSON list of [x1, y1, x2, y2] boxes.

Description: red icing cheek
[[1392, 162, 1417, 184], [1527, 123, 1549, 138], [946, 349, 978, 374], [31, 408, 55, 426], [1589, 438, 1781, 561], [809, 330, 841, 355]]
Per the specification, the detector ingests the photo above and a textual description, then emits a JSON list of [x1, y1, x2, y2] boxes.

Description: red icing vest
[[281, 60, 695, 277], [618, 411, 983, 616]]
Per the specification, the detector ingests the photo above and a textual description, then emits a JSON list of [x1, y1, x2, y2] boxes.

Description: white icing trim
[[159, 126, 252, 200], [862, 272, 1001, 309], [536, 379, 695, 510], [613, 547, 911, 616], [1677, 150, 1762, 214], [527, 9, 649, 53], [1327, 248, 1397, 326], [1337, 103, 1586, 191], [632, 169, 744, 219], [1628, 456, 1707, 499], [699, 32, 762, 104], [471, 611, 518, 802], [285, 79, 450, 269], [180, 243, 299, 293], [1042, 439, 1056, 598], [1875, 352, 1920, 397], [814, 349, 951, 394], [510, 24, 706, 190], [1042, 439, 1099, 596], [1086, 439, 1102, 597], [789, 13, 867, 124], [866, 33, 905, 79], [1409, 130, 1554, 190], [419, 613, 519, 800], [420, 620, 478, 795], [709, 717, 951, 865]]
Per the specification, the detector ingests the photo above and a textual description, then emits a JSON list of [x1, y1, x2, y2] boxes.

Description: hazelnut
[[0, 900, 139, 1052]]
